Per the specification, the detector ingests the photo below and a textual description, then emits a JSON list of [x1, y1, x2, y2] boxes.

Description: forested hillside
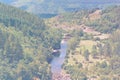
[[47, 6, 120, 33], [85, 6, 120, 33], [0, 3, 62, 80], [0, 0, 120, 14], [0, 1, 120, 80]]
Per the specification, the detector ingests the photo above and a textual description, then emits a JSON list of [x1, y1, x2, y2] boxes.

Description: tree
[[100, 61, 108, 68], [78, 63, 83, 68], [91, 45, 98, 58], [114, 43, 120, 56], [97, 43, 103, 56], [103, 43, 112, 57], [68, 37, 78, 50], [83, 49, 90, 61]]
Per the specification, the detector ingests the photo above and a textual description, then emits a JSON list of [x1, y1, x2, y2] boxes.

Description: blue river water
[[51, 40, 67, 74]]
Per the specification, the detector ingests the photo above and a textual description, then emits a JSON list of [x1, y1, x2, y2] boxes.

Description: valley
[[0, 1, 120, 80], [45, 6, 120, 80]]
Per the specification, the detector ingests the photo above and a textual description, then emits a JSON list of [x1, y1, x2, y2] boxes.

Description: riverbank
[[51, 39, 71, 80], [52, 71, 71, 80]]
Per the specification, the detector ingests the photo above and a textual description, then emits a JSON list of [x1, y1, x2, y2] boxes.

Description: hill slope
[[46, 6, 120, 33], [0, 0, 120, 14], [0, 3, 62, 80]]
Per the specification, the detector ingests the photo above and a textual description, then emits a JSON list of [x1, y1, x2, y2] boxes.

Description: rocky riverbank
[[52, 72, 71, 80]]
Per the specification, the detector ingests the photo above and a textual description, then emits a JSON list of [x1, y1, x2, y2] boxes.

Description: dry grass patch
[[78, 40, 97, 52]]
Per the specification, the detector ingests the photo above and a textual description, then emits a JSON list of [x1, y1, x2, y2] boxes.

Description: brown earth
[[88, 10, 102, 20], [52, 71, 71, 80]]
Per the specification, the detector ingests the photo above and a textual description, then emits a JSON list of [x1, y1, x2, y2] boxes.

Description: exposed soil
[[88, 10, 102, 20], [52, 71, 71, 80]]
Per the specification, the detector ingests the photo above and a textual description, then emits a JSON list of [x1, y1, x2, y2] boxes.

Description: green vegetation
[[85, 6, 120, 33], [61, 6, 120, 80], [0, 3, 62, 80], [1, 0, 120, 15], [57, 10, 89, 25], [63, 29, 120, 80], [0, 2, 120, 80], [51, 6, 120, 33]]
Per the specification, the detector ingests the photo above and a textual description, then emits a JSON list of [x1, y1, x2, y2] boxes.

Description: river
[[51, 39, 67, 74]]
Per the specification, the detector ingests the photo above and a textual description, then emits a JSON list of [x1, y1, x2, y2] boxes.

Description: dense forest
[[0, 3, 62, 80]]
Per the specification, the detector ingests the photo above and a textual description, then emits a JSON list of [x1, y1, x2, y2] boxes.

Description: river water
[[51, 39, 67, 74]]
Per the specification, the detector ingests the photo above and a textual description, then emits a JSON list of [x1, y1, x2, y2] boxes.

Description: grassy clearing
[[78, 40, 97, 52], [65, 39, 109, 80], [66, 40, 97, 65]]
